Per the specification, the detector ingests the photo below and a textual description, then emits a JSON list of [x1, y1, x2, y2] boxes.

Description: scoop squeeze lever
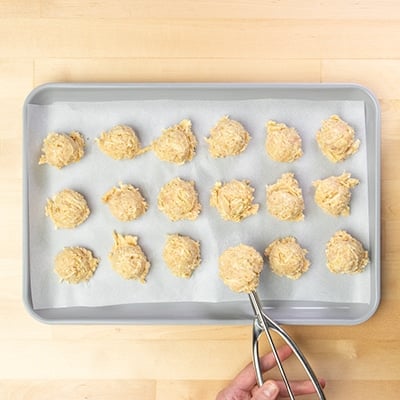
[[249, 291, 326, 400]]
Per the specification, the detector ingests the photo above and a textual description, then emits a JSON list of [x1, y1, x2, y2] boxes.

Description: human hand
[[216, 345, 326, 400]]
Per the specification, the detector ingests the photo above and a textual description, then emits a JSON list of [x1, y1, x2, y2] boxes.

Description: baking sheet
[[27, 97, 371, 310]]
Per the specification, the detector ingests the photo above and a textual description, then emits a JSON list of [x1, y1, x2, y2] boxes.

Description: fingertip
[[254, 380, 279, 400]]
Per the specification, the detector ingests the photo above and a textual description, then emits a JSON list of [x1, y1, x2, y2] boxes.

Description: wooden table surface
[[1, 1, 400, 399]]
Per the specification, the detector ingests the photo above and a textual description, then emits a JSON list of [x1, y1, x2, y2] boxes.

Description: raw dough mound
[[266, 173, 304, 221], [163, 234, 201, 278], [313, 172, 359, 216], [96, 125, 148, 160], [219, 244, 264, 293], [265, 120, 303, 162], [206, 116, 251, 158], [45, 189, 90, 229], [265, 237, 310, 279], [108, 232, 150, 282], [39, 131, 85, 169], [102, 183, 148, 221], [54, 247, 99, 284], [316, 115, 360, 162], [151, 119, 197, 164], [157, 177, 201, 221], [325, 230, 369, 274], [210, 180, 259, 222]]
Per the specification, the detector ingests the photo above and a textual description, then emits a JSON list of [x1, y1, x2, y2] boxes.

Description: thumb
[[252, 380, 280, 400]]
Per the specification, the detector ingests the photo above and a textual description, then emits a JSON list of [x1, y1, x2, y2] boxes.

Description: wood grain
[[2, 19, 400, 59], [40, 0, 400, 20], [0, 0, 399, 398], [33, 58, 321, 84]]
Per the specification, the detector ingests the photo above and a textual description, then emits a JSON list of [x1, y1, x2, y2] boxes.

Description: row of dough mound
[[45, 172, 359, 229], [55, 232, 201, 284], [55, 230, 369, 286], [219, 231, 369, 293], [38, 115, 360, 169]]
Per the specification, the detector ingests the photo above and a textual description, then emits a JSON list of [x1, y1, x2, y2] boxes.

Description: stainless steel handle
[[250, 291, 326, 400]]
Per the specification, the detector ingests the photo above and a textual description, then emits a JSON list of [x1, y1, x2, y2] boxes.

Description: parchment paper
[[27, 98, 370, 309]]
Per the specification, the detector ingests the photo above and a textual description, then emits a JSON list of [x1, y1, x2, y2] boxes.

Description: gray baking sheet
[[23, 83, 380, 325]]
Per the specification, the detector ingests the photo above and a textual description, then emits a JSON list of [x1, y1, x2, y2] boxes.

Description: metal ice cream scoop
[[249, 291, 326, 400]]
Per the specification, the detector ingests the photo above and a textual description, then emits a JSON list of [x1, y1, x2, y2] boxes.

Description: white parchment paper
[[27, 98, 370, 309]]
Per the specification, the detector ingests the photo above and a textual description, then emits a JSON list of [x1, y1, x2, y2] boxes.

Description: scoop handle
[[250, 291, 326, 400]]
